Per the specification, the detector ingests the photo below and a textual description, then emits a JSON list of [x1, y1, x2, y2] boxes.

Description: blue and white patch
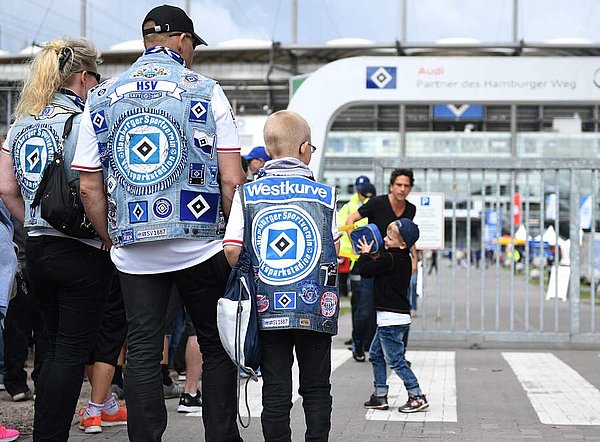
[[108, 108, 186, 196], [274, 292, 296, 310], [33, 105, 74, 120], [11, 124, 60, 197], [208, 166, 218, 187], [91, 110, 108, 133], [252, 206, 322, 286], [180, 190, 219, 222], [109, 80, 184, 104], [320, 292, 338, 318], [153, 197, 173, 219], [189, 101, 208, 123], [181, 72, 200, 86], [192, 129, 215, 157], [128, 201, 148, 223], [120, 228, 135, 245], [188, 163, 205, 186], [132, 64, 170, 79], [261, 317, 290, 328], [297, 280, 320, 304], [107, 197, 117, 228], [366, 66, 397, 89], [244, 177, 335, 209], [98, 142, 110, 167], [105, 175, 117, 194]]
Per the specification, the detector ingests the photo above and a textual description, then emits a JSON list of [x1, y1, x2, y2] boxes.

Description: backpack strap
[[55, 112, 78, 157]]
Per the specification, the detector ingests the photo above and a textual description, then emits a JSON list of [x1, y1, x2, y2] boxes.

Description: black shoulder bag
[[31, 114, 97, 239]]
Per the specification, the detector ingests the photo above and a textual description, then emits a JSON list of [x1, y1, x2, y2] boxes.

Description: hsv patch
[[252, 206, 322, 286], [179, 190, 219, 222], [208, 166, 219, 186], [108, 108, 186, 196], [11, 123, 60, 197], [274, 292, 296, 310], [152, 197, 173, 219], [120, 228, 135, 245], [366, 66, 397, 89], [91, 110, 108, 133], [189, 100, 209, 123], [261, 317, 290, 328], [192, 129, 215, 157], [128, 201, 148, 223], [320, 292, 338, 317], [244, 176, 335, 208], [188, 163, 205, 185], [297, 281, 320, 304]]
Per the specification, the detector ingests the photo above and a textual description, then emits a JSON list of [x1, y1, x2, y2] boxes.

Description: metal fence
[[374, 158, 600, 346]]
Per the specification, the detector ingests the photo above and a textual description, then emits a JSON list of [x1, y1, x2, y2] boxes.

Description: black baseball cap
[[142, 5, 207, 47]]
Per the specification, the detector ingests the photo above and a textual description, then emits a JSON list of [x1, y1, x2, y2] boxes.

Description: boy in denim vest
[[224, 110, 340, 441]]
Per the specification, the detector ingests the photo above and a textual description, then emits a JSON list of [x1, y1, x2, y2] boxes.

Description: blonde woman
[[0, 39, 118, 441]]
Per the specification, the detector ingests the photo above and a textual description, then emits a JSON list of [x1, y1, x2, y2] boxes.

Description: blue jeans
[[351, 276, 375, 352], [408, 272, 418, 311], [369, 324, 422, 397]]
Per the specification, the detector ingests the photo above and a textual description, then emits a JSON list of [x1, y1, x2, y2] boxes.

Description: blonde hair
[[14, 38, 100, 117], [263, 110, 311, 158]]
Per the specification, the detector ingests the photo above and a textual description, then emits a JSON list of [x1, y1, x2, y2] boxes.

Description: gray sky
[[0, 0, 599, 53]]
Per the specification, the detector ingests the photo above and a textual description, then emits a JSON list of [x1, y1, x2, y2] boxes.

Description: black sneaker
[[364, 394, 388, 410], [352, 348, 365, 362], [399, 395, 429, 413], [343, 338, 352, 346], [177, 390, 202, 413], [12, 388, 33, 402]]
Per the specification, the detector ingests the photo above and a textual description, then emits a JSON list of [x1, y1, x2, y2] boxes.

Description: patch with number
[[297, 280, 320, 305], [252, 206, 321, 286], [153, 197, 173, 219], [256, 294, 269, 313], [320, 292, 338, 318], [189, 100, 209, 123], [91, 110, 108, 133], [320, 262, 338, 287], [108, 108, 186, 196], [128, 201, 148, 223], [274, 292, 296, 310], [11, 123, 60, 197], [179, 190, 219, 222], [192, 129, 215, 157], [188, 163, 205, 185], [299, 318, 311, 327], [261, 317, 290, 328]]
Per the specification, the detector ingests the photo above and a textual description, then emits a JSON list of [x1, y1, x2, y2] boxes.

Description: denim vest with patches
[[87, 49, 224, 247], [8, 93, 81, 229], [243, 176, 340, 335]]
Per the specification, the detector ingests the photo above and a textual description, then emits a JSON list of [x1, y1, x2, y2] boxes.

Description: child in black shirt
[[356, 218, 429, 413]]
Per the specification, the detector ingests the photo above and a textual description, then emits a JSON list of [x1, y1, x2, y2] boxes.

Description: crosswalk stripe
[[366, 350, 457, 422], [186, 349, 353, 418], [502, 352, 600, 425]]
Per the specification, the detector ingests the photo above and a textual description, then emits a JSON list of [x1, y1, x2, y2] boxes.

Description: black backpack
[[31, 114, 97, 239]]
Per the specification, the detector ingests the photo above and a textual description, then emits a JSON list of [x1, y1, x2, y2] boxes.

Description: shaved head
[[263, 110, 311, 159]]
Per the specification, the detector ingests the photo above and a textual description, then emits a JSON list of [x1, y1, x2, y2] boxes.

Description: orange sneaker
[[79, 415, 102, 433], [101, 405, 127, 427]]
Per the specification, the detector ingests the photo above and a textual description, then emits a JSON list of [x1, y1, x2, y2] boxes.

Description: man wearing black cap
[[75, 4, 245, 441]]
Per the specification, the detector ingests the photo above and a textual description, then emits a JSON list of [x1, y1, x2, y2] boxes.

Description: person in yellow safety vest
[[337, 177, 376, 361]]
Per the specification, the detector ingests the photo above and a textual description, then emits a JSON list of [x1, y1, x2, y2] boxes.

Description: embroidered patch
[[256, 294, 269, 313], [244, 176, 335, 209], [120, 228, 135, 245], [91, 110, 108, 133], [107, 197, 117, 228], [132, 64, 170, 79], [128, 201, 148, 223], [274, 292, 296, 310], [34, 105, 74, 120], [261, 317, 290, 328], [98, 142, 110, 167], [299, 318, 311, 327], [192, 129, 215, 157], [153, 197, 173, 219], [320, 263, 338, 287], [11, 123, 60, 197], [189, 100, 209, 123], [181, 73, 200, 86], [108, 108, 186, 196], [179, 190, 219, 222], [320, 292, 338, 318], [252, 206, 322, 286], [106, 175, 117, 194], [297, 281, 320, 305], [108, 80, 184, 104], [208, 166, 218, 186]]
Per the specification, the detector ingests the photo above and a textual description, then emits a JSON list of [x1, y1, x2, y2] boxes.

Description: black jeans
[[2, 272, 48, 396], [26, 236, 113, 442], [118, 251, 241, 442], [260, 330, 332, 442]]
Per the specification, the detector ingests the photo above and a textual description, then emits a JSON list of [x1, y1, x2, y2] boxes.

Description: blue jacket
[[242, 163, 340, 334], [87, 47, 224, 247]]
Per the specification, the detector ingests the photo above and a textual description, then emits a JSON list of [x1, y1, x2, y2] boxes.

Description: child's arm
[[222, 189, 245, 267], [357, 251, 393, 278]]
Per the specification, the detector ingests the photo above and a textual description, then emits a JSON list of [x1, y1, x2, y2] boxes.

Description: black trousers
[[27, 236, 114, 442], [260, 330, 332, 442], [118, 251, 241, 442], [2, 272, 48, 396]]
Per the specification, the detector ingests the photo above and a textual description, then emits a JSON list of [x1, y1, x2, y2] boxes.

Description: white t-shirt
[[72, 83, 240, 274], [223, 188, 341, 249], [377, 310, 412, 327], [1, 129, 102, 249]]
